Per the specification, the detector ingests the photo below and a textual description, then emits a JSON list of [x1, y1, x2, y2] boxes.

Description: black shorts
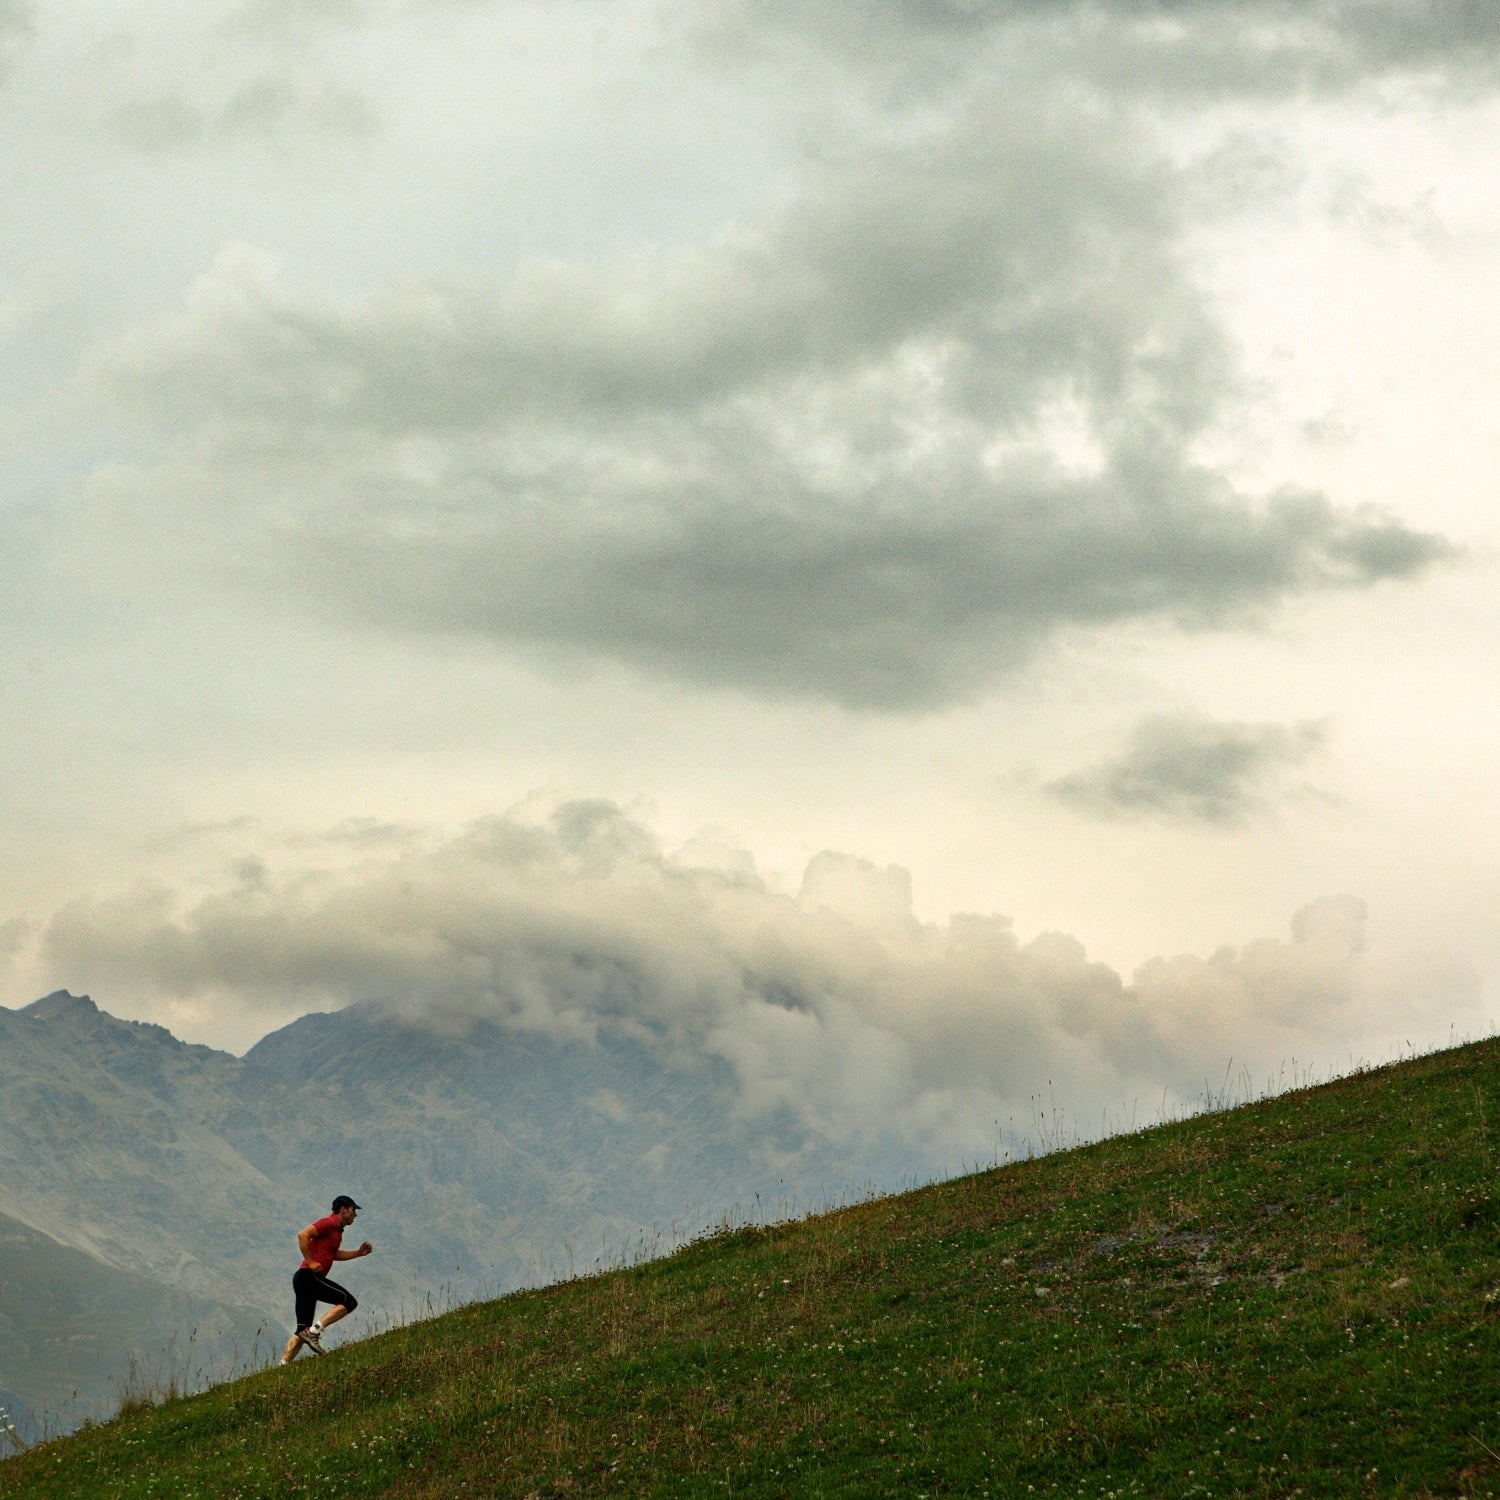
[[293, 1266, 357, 1330]]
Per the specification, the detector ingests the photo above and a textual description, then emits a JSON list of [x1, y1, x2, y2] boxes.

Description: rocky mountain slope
[[0, 1210, 266, 1443]]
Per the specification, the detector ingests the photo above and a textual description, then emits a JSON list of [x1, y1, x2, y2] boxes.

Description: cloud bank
[[70, 0, 1458, 711], [39, 802, 1479, 1164]]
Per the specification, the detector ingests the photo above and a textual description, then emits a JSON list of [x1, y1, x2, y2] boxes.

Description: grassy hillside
[[4, 1038, 1499, 1498]]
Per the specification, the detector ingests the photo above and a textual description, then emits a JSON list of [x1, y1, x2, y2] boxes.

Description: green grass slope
[[5, 1039, 1499, 1499]]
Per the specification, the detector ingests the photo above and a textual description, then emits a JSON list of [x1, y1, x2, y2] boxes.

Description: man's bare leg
[[281, 1300, 354, 1363], [293, 1302, 351, 1354]]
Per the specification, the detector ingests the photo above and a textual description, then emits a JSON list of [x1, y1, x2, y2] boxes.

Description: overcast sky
[[3, 0, 1497, 1162]]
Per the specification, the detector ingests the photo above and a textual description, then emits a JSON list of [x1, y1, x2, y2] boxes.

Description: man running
[[281, 1195, 373, 1364]]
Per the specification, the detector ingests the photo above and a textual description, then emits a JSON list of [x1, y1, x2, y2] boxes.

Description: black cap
[[331, 1195, 361, 1211]]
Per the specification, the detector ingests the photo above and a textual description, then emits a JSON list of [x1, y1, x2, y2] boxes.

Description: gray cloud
[[77, 70, 1450, 709], [1046, 714, 1330, 825], [226, 0, 561, 34], [108, 76, 378, 151], [230, 0, 371, 31], [95, 97, 1219, 430], [0, 0, 31, 80], [39, 802, 1478, 1161], [109, 94, 206, 150], [0, 915, 29, 960], [695, 0, 1500, 98]]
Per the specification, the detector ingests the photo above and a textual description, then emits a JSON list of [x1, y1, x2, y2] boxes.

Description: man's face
[[338, 1205, 358, 1227]]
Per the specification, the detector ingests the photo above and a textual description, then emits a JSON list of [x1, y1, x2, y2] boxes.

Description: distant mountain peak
[[20, 989, 97, 1019], [14, 990, 224, 1060]]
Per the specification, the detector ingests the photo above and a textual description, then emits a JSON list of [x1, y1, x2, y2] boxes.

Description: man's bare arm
[[333, 1241, 373, 1260], [296, 1223, 319, 1260]]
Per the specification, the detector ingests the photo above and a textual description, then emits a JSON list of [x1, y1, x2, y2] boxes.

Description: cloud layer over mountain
[[40, 803, 1479, 1163]]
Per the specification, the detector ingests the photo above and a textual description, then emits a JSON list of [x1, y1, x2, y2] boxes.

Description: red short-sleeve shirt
[[300, 1213, 344, 1274]]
